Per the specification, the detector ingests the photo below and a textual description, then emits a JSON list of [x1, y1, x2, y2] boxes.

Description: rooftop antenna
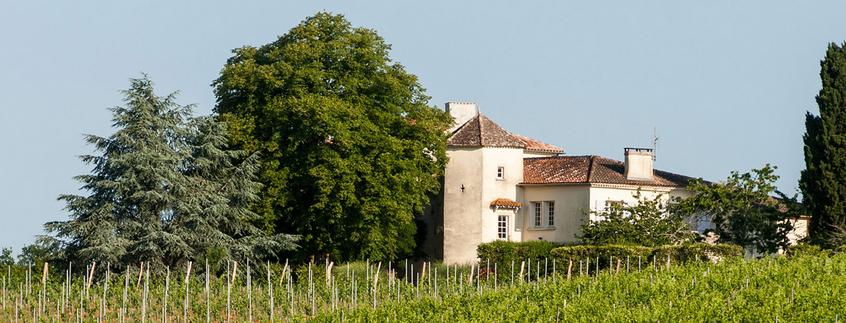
[[651, 127, 659, 161]]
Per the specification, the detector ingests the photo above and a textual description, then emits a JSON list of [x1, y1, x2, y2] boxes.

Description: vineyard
[[1, 254, 844, 322]]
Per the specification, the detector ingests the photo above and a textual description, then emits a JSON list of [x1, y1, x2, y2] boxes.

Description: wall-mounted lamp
[[460, 184, 465, 192]]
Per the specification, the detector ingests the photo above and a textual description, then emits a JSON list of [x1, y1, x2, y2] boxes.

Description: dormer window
[[496, 166, 505, 180]]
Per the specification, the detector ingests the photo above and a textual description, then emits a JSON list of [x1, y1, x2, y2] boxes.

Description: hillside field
[[0, 254, 843, 322]]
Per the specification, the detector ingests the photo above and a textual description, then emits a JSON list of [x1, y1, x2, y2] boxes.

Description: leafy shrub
[[550, 245, 653, 263], [477, 240, 560, 271], [548, 243, 741, 269], [652, 243, 743, 263], [672, 165, 796, 254], [481, 241, 742, 275], [581, 190, 696, 246], [786, 243, 833, 257]]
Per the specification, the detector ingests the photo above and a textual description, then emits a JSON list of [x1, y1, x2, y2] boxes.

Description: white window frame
[[496, 166, 505, 181], [530, 201, 555, 229], [515, 212, 522, 232], [546, 201, 555, 226], [532, 202, 542, 227], [497, 215, 508, 239]]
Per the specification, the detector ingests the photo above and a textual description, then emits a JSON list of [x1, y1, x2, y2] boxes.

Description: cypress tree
[[800, 42, 846, 246]]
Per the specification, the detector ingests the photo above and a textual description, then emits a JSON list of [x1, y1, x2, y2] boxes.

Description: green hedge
[[651, 243, 743, 263], [477, 240, 561, 280], [786, 243, 834, 257], [550, 243, 741, 265], [477, 240, 560, 265], [478, 241, 743, 272], [549, 244, 652, 261]]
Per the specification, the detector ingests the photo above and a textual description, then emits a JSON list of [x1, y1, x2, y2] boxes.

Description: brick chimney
[[445, 102, 479, 132], [624, 148, 654, 181]]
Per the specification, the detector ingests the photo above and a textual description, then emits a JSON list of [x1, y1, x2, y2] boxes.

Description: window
[[497, 215, 508, 239], [531, 201, 555, 228], [496, 166, 505, 180], [546, 201, 555, 226], [515, 212, 522, 232], [532, 202, 542, 227]]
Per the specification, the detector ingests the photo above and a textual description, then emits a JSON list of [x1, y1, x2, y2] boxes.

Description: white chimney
[[624, 148, 654, 181], [445, 102, 479, 132]]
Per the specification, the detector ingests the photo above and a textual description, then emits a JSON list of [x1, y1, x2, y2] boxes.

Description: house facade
[[428, 102, 705, 264]]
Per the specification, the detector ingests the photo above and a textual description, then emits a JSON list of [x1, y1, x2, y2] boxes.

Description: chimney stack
[[445, 102, 479, 132], [624, 148, 654, 181]]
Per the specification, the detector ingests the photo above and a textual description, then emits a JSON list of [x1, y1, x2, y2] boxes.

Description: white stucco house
[[421, 102, 719, 264], [421, 102, 811, 264]]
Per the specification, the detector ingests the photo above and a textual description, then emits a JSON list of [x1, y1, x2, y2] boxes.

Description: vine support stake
[[183, 261, 192, 323]]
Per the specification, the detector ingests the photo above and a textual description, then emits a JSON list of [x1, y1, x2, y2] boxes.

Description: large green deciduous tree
[[213, 13, 451, 261], [674, 165, 796, 254], [800, 42, 846, 247], [47, 76, 296, 270]]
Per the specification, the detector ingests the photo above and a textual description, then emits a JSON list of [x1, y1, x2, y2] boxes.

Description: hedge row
[[476, 240, 560, 266], [785, 243, 846, 257], [552, 243, 742, 265], [551, 243, 743, 266], [477, 241, 743, 270], [549, 244, 652, 260], [650, 243, 744, 263]]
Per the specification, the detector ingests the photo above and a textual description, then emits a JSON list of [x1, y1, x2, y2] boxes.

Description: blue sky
[[1, 1, 844, 251]]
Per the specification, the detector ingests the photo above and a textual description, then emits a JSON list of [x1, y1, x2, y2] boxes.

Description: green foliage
[[673, 165, 795, 254], [550, 244, 653, 263], [801, 42, 846, 247], [651, 243, 743, 264], [1, 255, 843, 321], [46, 76, 296, 270], [580, 190, 695, 246], [476, 240, 560, 268], [0, 248, 13, 266], [213, 12, 451, 261], [785, 243, 833, 258], [480, 241, 740, 273], [16, 236, 63, 266], [315, 255, 846, 322], [550, 243, 741, 269]]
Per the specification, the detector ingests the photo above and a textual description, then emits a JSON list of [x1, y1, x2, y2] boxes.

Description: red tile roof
[[490, 198, 523, 208], [513, 134, 565, 154], [522, 155, 694, 187], [448, 114, 563, 154]]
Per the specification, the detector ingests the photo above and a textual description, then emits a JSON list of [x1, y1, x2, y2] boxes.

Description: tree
[[16, 236, 63, 266], [673, 165, 795, 254], [580, 191, 695, 246], [213, 13, 451, 261], [46, 76, 296, 270], [178, 117, 298, 263], [800, 42, 846, 247], [0, 248, 13, 266]]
